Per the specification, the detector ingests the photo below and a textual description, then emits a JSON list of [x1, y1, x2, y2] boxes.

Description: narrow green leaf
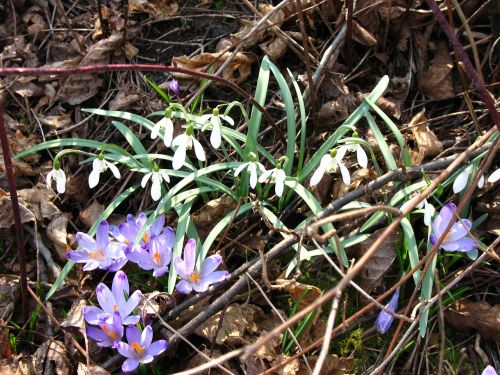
[[15, 139, 104, 159], [401, 217, 420, 285], [419, 230, 437, 337], [112, 121, 148, 157], [365, 112, 397, 171]]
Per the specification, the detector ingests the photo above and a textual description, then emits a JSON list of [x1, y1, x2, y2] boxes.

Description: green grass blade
[[15, 139, 105, 159], [144, 76, 172, 104], [112, 121, 148, 157], [365, 112, 397, 171], [401, 217, 420, 285], [419, 230, 437, 337]]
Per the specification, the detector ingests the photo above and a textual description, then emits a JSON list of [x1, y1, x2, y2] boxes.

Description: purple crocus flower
[[117, 325, 168, 372], [86, 311, 123, 348], [168, 79, 179, 99], [375, 288, 400, 334], [67, 220, 127, 271], [174, 239, 228, 294], [482, 366, 497, 375], [83, 271, 142, 326], [430, 203, 476, 253]]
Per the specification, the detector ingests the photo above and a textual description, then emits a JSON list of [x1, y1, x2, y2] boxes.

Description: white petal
[[151, 120, 161, 139], [172, 142, 187, 170], [141, 172, 152, 188], [106, 161, 121, 179], [319, 154, 333, 169], [338, 162, 351, 185], [151, 176, 162, 201], [335, 146, 348, 161], [210, 123, 221, 149], [163, 119, 173, 147], [310, 164, 327, 186], [46, 170, 53, 190], [487, 168, 500, 183], [219, 114, 234, 126], [160, 171, 170, 183], [356, 145, 368, 168], [56, 171, 66, 194], [198, 114, 211, 124], [258, 169, 274, 183], [248, 163, 258, 189], [88, 168, 100, 188], [275, 175, 285, 197], [234, 162, 248, 177], [92, 158, 102, 172], [453, 166, 471, 193], [423, 202, 435, 226], [172, 134, 188, 147], [192, 138, 206, 162], [478, 175, 484, 189]]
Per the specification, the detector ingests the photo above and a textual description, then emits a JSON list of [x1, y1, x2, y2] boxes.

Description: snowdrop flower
[[46, 160, 66, 194], [198, 108, 234, 149], [258, 161, 287, 197], [430, 202, 476, 253], [117, 325, 168, 372], [487, 168, 500, 184], [67, 220, 127, 271], [83, 270, 142, 326], [86, 311, 123, 348], [339, 133, 368, 168], [310, 147, 350, 186], [234, 152, 266, 189], [375, 288, 400, 334], [168, 79, 179, 98], [151, 108, 174, 147], [453, 164, 485, 193], [174, 239, 228, 294], [88, 153, 121, 189], [482, 365, 497, 375], [141, 164, 170, 201], [171, 123, 205, 170], [401, 196, 435, 226]]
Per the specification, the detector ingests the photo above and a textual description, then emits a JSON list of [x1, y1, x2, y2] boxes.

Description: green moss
[[338, 328, 363, 356]]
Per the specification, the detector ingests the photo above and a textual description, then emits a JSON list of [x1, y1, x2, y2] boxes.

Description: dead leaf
[[56, 33, 123, 105], [136, 291, 176, 326], [77, 363, 110, 375], [333, 168, 373, 200], [352, 21, 377, 46], [129, 0, 179, 20], [350, 227, 400, 293], [0, 191, 36, 228], [60, 300, 86, 337], [172, 52, 256, 85], [275, 279, 322, 311], [184, 349, 233, 375], [34, 340, 71, 375], [109, 89, 140, 110], [195, 304, 264, 345], [79, 200, 104, 228], [191, 195, 237, 239], [46, 214, 69, 261], [270, 355, 301, 375], [17, 188, 60, 222], [419, 42, 454, 100], [407, 110, 443, 164], [304, 355, 354, 375], [38, 114, 72, 130], [445, 300, 500, 341]]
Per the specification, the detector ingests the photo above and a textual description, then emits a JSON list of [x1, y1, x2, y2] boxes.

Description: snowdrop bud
[[53, 159, 61, 170], [165, 108, 172, 118], [352, 131, 359, 138], [329, 148, 337, 158], [186, 123, 194, 136], [213, 107, 219, 116], [97, 153, 104, 161]]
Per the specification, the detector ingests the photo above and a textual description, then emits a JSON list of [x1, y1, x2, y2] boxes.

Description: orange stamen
[[102, 326, 118, 340], [189, 272, 201, 284], [143, 232, 150, 243], [153, 251, 161, 265], [131, 342, 144, 357]]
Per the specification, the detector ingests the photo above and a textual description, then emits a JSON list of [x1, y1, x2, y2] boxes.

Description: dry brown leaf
[[352, 21, 377, 46], [136, 291, 176, 326], [350, 227, 400, 293], [172, 52, 256, 85], [419, 42, 454, 100], [17, 188, 60, 222], [129, 0, 179, 20], [407, 110, 443, 164], [275, 279, 322, 311], [191, 195, 237, 239], [445, 300, 500, 341], [60, 299, 86, 337], [79, 200, 104, 228], [270, 354, 300, 375], [77, 363, 110, 375], [333, 168, 373, 200], [317, 95, 357, 126], [195, 304, 264, 345], [304, 355, 354, 375], [0, 191, 36, 228], [34, 340, 71, 375], [109, 89, 140, 110], [0, 275, 18, 323], [38, 114, 72, 130], [183, 349, 230, 375], [56, 33, 123, 104], [46, 214, 69, 261]]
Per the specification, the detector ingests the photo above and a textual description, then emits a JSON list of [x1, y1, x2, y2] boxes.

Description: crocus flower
[[117, 325, 168, 372], [126, 224, 174, 277], [168, 79, 179, 98], [141, 164, 170, 201], [375, 288, 400, 334], [174, 239, 228, 294], [83, 270, 142, 326], [339, 143, 368, 168], [234, 153, 266, 189], [198, 108, 234, 149], [67, 220, 127, 272], [430, 203, 476, 253], [482, 365, 497, 375], [310, 147, 350, 187], [46, 162, 66, 194], [151, 109, 174, 147], [258, 166, 287, 197], [86, 311, 123, 348], [88, 154, 121, 189], [171, 123, 205, 170]]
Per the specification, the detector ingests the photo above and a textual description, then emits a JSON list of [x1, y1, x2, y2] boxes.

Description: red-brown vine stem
[[424, 0, 500, 132], [0, 96, 29, 321], [0, 63, 287, 145]]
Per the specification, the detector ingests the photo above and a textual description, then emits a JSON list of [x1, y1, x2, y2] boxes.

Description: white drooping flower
[[339, 142, 368, 168], [310, 147, 350, 186], [46, 161, 66, 194], [259, 166, 287, 197], [487, 168, 500, 184], [141, 164, 170, 201], [151, 109, 174, 147], [88, 154, 121, 189], [198, 108, 234, 149], [234, 153, 266, 189], [453, 164, 488, 193], [171, 124, 205, 170]]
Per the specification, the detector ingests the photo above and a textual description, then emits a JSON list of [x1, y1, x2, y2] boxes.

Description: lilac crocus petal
[[126, 325, 142, 345], [118, 342, 136, 359], [432, 203, 456, 235], [150, 215, 165, 236], [375, 288, 400, 334], [143, 325, 153, 347], [96, 283, 116, 314], [149, 340, 168, 356], [442, 237, 476, 252], [75, 232, 97, 251], [83, 306, 104, 325], [176, 279, 193, 294], [96, 221, 110, 249], [202, 270, 228, 285], [168, 79, 179, 97], [66, 250, 90, 263], [184, 239, 197, 274], [87, 326, 110, 342], [122, 290, 142, 318], [200, 255, 222, 277], [122, 358, 140, 372], [446, 219, 472, 242], [112, 271, 129, 308], [481, 365, 497, 375]]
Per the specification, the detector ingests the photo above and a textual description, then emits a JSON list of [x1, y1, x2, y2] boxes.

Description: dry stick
[[241, 126, 497, 362], [424, 0, 500, 132], [0, 100, 29, 321], [382, 132, 500, 368], [0, 64, 284, 145], [345, 0, 353, 68]]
